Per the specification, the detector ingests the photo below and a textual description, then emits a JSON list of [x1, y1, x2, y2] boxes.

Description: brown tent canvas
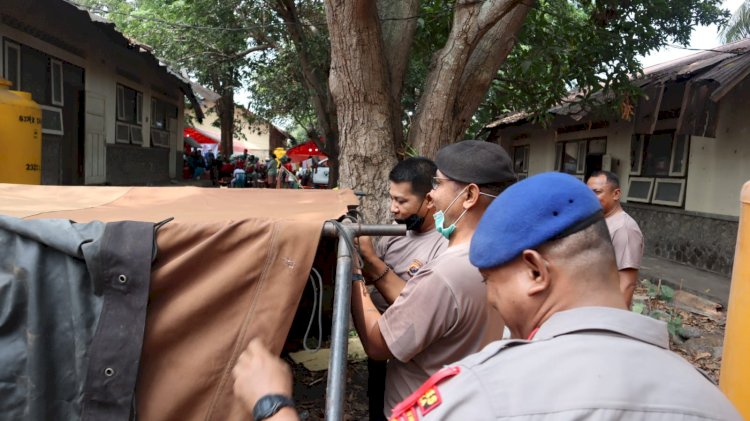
[[0, 184, 358, 420]]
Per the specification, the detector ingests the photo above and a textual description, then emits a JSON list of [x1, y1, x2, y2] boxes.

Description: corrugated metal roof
[[486, 39, 750, 130], [643, 38, 750, 80]]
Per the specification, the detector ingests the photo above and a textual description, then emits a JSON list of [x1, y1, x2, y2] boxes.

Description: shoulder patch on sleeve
[[389, 366, 460, 420]]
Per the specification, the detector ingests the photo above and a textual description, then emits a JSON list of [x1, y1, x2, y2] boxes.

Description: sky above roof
[[640, 0, 746, 68]]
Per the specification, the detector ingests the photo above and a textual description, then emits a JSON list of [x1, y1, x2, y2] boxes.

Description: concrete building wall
[[624, 203, 738, 276], [498, 119, 634, 189], [106, 143, 170, 185], [685, 77, 750, 218]]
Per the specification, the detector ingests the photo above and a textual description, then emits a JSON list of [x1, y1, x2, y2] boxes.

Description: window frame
[[512, 144, 530, 176], [116, 122, 131, 144], [630, 134, 644, 175], [625, 176, 655, 203], [3, 40, 21, 90], [554, 142, 563, 172], [130, 126, 143, 145], [651, 177, 686, 207], [50, 58, 63, 106], [669, 134, 689, 177], [116, 83, 143, 125], [556, 138, 603, 176], [40, 105, 64, 135], [116, 85, 126, 120], [150, 128, 170, 148], [136, 92, 143, 124], [575, 141, 587, 174]]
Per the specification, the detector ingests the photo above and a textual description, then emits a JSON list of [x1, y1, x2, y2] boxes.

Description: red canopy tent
[[285, 140, 327, 163], [184, 127, 220, 156]]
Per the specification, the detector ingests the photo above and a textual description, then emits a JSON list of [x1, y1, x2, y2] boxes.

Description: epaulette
[[389, 366, 460, 421], [459, 339, 530, 368]]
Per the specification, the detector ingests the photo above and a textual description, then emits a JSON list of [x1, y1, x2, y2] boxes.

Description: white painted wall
[[500, 119, 635, 193], [685, 78, 750, 217], [188, 106, 273, 158]]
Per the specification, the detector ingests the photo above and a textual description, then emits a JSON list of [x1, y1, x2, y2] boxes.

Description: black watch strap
[[252, 394, 295, 421]]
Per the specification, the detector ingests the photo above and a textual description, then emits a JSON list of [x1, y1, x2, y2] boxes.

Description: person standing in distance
[[587, 170, 644, 308]]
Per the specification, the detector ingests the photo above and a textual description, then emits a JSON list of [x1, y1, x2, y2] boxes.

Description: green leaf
[[632, 302, 646, 314], [659, 284, 675, 302], [648, 309, 671, 322]]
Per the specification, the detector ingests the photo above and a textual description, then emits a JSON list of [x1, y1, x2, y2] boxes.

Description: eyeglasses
[[431, 176, 452, 190]]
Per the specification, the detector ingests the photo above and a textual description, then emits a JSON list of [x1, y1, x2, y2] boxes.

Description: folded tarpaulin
[[0, 185, 359, 421], [0, 216, 155, 421]]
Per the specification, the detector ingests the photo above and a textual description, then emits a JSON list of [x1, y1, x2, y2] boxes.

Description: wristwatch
[[252, 394, 295, 421], [352, 273, 365, 283]]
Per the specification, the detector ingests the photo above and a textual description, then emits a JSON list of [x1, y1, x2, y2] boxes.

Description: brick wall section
[[41, 136, 61, 185], [106, 144, 170, 185], [623, 203, 738, 276]]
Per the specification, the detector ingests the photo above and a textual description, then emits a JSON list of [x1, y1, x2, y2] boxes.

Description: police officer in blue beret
[[387, 171, 740, 420]]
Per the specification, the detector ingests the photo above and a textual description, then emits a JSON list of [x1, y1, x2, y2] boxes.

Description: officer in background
[[356, 157, 448, 421], [587, 170, 644, 308]]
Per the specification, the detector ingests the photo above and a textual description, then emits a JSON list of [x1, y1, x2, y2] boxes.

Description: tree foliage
[[392, 0, 729, 138], [482, 0, 729, 129], [720, 0, 750, 43], [246, 1, 330, 141]]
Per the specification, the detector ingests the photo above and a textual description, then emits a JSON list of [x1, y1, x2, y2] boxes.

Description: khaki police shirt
[[390, 307, 741, 420], [606, 210, 644, 270], [379, 243, 494, 415], [370, 227, 448, 312]]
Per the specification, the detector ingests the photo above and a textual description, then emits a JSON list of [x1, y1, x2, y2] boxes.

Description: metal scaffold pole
[[322, 220, 406, 421]]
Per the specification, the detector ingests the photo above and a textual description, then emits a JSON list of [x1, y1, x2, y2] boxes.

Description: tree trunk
[[324, 0, 398, 224], [273, 0, 340, 187], [407, 0, 531, 158], [377, 0, 419, 155], [215, 87, 235, 157]]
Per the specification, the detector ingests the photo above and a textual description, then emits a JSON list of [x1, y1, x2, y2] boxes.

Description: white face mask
[[433, 186, 496, 239]]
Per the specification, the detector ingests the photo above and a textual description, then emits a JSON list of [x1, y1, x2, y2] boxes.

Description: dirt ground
[[288, 284, 726, 420], [288, 354, 369, 421]]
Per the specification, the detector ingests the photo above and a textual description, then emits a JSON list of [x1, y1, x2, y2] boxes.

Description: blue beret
[[470, 172, 602, 269], [436, 140, 515, 185]]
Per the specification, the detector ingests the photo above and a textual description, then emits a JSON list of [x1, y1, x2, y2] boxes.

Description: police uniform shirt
[[379, 243, 493, 415], [606, 210, 644, 270], [390, 306, 741, 420], [370, 227, 448, 313]]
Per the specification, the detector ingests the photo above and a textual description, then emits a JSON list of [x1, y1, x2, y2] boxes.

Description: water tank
[[0, 78, 42, 184]]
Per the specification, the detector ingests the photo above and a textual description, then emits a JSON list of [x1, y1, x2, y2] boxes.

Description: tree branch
[[228, 44, 273, 60]]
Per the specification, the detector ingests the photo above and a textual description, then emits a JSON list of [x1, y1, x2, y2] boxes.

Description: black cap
[[435, 140, 516, 185]]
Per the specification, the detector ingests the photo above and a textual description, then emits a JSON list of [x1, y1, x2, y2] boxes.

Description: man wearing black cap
[[347, 140, 515, 416], [387, 171, 740, 420]]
